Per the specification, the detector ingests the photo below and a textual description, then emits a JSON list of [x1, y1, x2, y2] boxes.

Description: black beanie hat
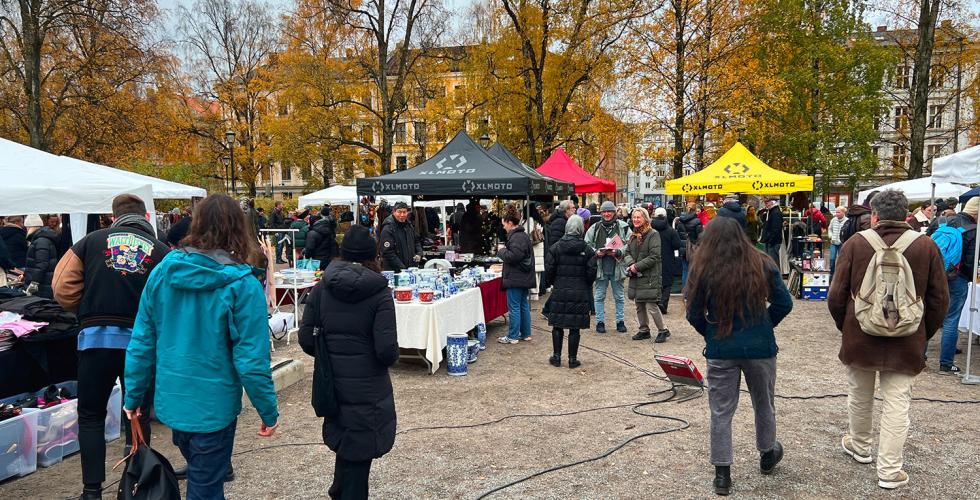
[[341, 224, 377, 262]]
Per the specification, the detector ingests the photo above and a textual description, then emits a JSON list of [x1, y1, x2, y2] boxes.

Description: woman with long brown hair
[[685, 216, 793, 496], [123, 194, 280, 499]]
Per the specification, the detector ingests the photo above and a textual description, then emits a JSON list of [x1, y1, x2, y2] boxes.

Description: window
[[396, 156, 407, 171], [895, 65, 910, 89], [644, 182, 651, 189], [282, 192, 293, 200], [930, 66, 945, 88], [893, 106, 909, 130], [891, 145, 908, 171], [871, 146, 880, 160], [414, 121, 426, 143], [395, 122, 407, 144], [927, 144, 943, 159], [281, 164, 292, 181], [928, 104, 944, 129], [362, 125, 374, 146]]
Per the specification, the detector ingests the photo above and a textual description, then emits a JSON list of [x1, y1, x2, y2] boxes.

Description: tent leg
[[964, 232, 980, 385], [930, 183, 936, 213]]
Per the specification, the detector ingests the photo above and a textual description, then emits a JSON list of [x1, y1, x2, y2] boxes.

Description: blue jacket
[[125, 248, 279, 433], [686, 265, 793, 359]]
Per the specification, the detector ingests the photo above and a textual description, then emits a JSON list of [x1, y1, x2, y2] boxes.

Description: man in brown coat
[[828, 189, 949, 491]]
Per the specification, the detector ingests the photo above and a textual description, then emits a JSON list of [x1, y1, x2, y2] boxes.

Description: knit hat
[[600, 201, 616, 213], [565, 214, 584, 236], [964, 197, 979, 219], [654, 207, 667, 218], [25, 214, 43, 228], [341, 224, 377, 262], [577, 207, 591, 220]]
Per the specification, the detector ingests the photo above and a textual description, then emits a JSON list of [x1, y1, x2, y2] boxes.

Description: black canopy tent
[[487, 142, 574, 197], [356, 131, 572, 199]]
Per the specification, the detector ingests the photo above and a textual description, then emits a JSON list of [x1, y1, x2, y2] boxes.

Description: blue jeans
[[829, 244, 841, 275], [940, 276, 969, 366], [171, 419, 237, 500], [681, 260, 689, 289], [506, 288, 531, 340], [593, 276, 625, 323]]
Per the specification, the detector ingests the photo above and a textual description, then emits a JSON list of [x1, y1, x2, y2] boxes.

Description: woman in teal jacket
[[685, 217, 793, 497], [124, 194, 279, 500]]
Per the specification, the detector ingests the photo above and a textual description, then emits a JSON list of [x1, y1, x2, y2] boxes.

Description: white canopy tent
[[0, 138, 156, 217], [929, 143, 980, 385], [298, 185, 410, 207], [62, 156, 206, 199], [932, 143, 980, 184], [857, 177, 968, 204]]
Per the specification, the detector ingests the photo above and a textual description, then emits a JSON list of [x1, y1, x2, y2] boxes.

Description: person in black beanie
[[305, 205, 338, 269], [299, 224, 398, 500]]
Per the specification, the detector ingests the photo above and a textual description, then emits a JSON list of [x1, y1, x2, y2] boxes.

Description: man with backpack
[[927, 196, 979, 375], [838, 192, 876, 245], [828, 189, 949, 491]]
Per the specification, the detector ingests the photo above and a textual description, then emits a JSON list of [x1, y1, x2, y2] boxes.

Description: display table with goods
[[0, 294, 80, 400], [787, 255, 829, 301], [387, 267, 498, 374]]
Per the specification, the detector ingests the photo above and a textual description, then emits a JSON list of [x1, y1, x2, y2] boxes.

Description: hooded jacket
[[304, 215, 337, 261], [675, 212, 703, 249], [841, 205, 872, 242], [716, 201, 747, 229], [545, 236, 597, 329], [0, 225, 28, 268], [299, 260, 398, 461], [124, 249, 279, 433], [24, 227, 60, 299], [761, 206, 784, 245], [652, 218, 682, 281], [498, 226, 536, 289]]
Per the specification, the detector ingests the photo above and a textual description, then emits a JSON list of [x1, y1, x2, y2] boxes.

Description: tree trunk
[[671, 0, 686, 178], [907, 0, 941, 179], [20, 0, 47, 151], [321, 153, 333, 187]]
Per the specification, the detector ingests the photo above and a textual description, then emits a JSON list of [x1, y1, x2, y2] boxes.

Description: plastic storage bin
[[104, 384, 122, 443], [802, 286, 829, 301], [0, 407, 39, 481]]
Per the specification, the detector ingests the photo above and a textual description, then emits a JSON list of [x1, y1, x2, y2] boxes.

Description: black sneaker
[[568, 358, 581, 369], [654, 329, 671, 343], [760, 441, 784, 474], [616, 321, 627, 333], [549, 355, 561, 367], [939, 364, 961, 375], [632, 330, 651, 340], [595, 322, 606, 333]]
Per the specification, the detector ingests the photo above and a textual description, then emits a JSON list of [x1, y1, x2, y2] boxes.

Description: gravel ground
[[2, 294, 980, 499]]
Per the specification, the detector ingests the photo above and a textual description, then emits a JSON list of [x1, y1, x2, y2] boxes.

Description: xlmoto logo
[[752, 180, 796, 190], [682, 183, 724, 193]]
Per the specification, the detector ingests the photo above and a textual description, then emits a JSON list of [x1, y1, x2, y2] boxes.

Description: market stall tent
[[65, 157, 206, 199], [536, 147, 615, 193], [0, 138, 155, 216], [665, 142, 813, 195], [299, 185, 410, 208], [931, 143, 980, 185], [858, 177, 967, 204], [357, 131, 556, 197], [487, 143, 574, 196]]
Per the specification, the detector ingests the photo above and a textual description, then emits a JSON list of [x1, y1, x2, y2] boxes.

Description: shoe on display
[[632, 331, 651, 341], [616, 321, 627, 333], [841, 435, 873, 464], [595, 322, 606, 333], [760, 441, 783, 474], [878, 470, 909, 490], [654, 329, 671, 343]]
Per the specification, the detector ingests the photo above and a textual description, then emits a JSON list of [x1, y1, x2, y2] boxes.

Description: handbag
[[114, 420, 180, 500], [301, 287, 339, 417]]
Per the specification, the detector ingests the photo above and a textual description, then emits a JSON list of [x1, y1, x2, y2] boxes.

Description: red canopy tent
[[536, 148, 616, 193]]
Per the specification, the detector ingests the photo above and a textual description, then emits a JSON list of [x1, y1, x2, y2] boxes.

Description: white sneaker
[[497, 336, 519, 345], [878, 470, 909, 489], [841, 435, 873, 464]]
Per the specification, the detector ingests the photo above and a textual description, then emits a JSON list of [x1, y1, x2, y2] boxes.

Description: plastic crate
[[0, 407, 39, 481], [104, 384, 121, 443], [802, 286, 829, 301]]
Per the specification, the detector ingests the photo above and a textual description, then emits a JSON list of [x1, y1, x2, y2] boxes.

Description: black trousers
[[660, 285, 672, 313], [78, 348, 152, 486], [329, 456, 373, 500], [552, 328, 581, 359]]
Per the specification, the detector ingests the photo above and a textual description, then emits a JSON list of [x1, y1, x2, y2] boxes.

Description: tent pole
[[930, 183, 936, 215], [965, 212, 980, 384]]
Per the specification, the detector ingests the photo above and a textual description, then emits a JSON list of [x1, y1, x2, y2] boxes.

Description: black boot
[[79, 485, 102, 500], [551, 328, 563, 367], [567, 329, 581, 368], [714, 465, 731, 496], [654, 328, 671, 343], [760, 441, 783, 475]]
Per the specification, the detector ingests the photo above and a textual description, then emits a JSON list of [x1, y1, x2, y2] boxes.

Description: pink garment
[[0, 319, 48, 337]]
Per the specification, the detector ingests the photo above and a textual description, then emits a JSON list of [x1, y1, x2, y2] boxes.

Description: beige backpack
[[853, 229, 923, 337]]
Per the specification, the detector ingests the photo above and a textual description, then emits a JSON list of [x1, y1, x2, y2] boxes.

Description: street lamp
[[221, 156, 231, 194], [268, 161, 274, 198], [225, 129, 236, 196], [479, 133, 490, 149]]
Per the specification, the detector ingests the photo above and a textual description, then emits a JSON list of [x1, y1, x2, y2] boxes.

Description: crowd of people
[[2, 181, 977, 499]]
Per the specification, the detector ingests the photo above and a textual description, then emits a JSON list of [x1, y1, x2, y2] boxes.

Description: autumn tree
[[177, 0, 280, 196]]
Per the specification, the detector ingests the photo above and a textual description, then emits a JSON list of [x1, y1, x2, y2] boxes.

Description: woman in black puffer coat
[[651, 209, 682, 313], [299, 224, 399, 500], [545, 215, 596, 368], [24, 227, 59, 298]]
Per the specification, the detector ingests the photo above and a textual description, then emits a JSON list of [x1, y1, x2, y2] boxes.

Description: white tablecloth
[[395, 287, 486, 374], [957, 284, 980, 337]]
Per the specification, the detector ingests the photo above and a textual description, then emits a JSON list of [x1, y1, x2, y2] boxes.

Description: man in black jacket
[[761, 198, 783, 267], [379, 202, 422, 271], [270, 201, 287, 263], [0, 215, 28, 269], [304, 206, 338, 270], [51, 194, 169, 500]]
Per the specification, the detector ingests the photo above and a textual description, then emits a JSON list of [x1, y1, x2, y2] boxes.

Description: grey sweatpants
[[706, 357, 777, 466]]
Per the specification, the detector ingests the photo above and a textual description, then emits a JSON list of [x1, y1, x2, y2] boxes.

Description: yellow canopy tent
[[665, 142, 813, 195]]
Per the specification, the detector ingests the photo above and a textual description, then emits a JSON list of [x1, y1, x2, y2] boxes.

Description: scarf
[[111, 213, 156, 237]]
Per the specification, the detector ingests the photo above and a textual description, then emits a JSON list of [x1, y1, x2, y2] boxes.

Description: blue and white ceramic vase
[[476, 323, 487, 350], [446, 334, 469, 376], [467, 340, 480, 363]]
